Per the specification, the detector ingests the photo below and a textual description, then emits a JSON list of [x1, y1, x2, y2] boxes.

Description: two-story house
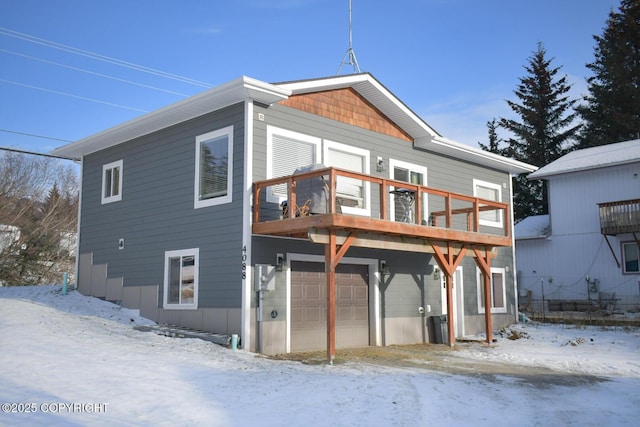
[[515, 139, 640, 314], [53, 74, 535, 361]]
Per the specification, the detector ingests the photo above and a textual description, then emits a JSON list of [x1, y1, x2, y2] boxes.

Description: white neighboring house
[[515, 139, 640, 312]]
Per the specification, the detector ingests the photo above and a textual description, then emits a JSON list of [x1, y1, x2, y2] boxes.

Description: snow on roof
[[528, 139, 640, 179], [514, 214, 549, 240]]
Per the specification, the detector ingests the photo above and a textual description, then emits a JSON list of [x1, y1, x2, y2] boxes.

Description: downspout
[[241, 100, 254, 351], [509, 175, 519, 322], [73, 156, 84, 290]]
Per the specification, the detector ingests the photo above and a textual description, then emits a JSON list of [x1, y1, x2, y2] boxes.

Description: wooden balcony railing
[[599, 199, 640, 235], [252, 167, 511, 247]]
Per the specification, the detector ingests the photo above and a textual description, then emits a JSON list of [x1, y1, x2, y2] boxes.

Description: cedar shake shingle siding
[[278, 88, 412, 142]]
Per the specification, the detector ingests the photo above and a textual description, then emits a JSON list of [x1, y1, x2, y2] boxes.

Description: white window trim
[[389, 158, 427, 223], [101, 159, 123, 204], [323, 140, 371, 216], [266, 126, 321, 204], [476, 266, 507, 314], [163, 248, 199, 310], [473, 178, 503, 228], [194, 126, 233, 209]]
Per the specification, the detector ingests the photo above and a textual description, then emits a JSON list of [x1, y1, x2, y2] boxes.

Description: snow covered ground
[[1, 285, 639, 427]]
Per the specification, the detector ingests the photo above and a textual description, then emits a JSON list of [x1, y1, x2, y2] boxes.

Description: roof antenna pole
[[337, 0, 361, 74]]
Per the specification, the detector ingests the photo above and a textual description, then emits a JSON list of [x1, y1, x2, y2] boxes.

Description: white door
[[440, 267, 465, 338]]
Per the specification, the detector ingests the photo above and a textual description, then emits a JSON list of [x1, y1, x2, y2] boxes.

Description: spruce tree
[[499, 42, 581, 222], [478, 119, 505, 155], [577, 0, 640, 147]]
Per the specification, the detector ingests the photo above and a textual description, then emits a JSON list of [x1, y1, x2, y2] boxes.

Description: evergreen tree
[[577, 0, 640, 147], [478, 119, 505, 155], [499, 42, 581, 222]]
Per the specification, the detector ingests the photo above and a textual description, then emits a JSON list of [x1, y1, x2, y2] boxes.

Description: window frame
[[622, 242, 640, 274], [389, 158, 427, 223], [476, 267, 507, 314], [323, 140, 371, 216], [266, 126, 321, 204], [163, 248, 199, 310], [473, 178, 503, 228], [194, 126, 233, 209], [101, 159, 123, 204]]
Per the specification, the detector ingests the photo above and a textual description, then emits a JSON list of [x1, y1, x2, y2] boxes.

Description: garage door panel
[[304, 283, 322, 300], [337, 285, 353, 300], [291, 307, 303, 323], [354, 306, 368, 321], [305, 306, 323, 323], [291, 284, 302, 300]]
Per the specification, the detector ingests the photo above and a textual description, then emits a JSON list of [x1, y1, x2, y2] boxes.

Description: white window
[[101, 160, 123, 204], [476, 267, 507, 314], [623, 242, 639, 273], [195, 126, 233, 209], [389, 159, 427, 223], [324, 140, 370, 216], [266, 126, 321, 203], [265, 127, 371, 215], [473, 179, 503, 228], [163, 248, 199, 309]]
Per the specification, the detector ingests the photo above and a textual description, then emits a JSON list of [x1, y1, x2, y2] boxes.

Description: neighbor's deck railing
[[253, 167, 510, 238], [599, 198, 640, 235]]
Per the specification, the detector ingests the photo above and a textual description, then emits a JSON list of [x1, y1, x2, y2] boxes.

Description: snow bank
[[1, 285, 639, 427]]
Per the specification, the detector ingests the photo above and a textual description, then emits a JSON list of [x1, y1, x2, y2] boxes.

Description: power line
[[0, 78, 149, 113], [0, 146, 76, 161], [0, 48, 190, 97], [0, 129, 73, 143], [0, 27, 214, 88]]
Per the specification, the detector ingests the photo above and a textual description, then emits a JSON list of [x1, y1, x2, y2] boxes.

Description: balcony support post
[[603, 235, 621, 268], [473, 248, 493, 345], [325, 230, 356, 364], [431, 242, 467, 348]]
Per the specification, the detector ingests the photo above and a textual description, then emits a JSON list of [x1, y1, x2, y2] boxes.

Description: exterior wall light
[[380, 259, 390, 276], [276, 253, 285, 272]]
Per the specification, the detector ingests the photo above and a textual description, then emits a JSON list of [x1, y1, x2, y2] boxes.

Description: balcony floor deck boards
[[252, 213, 511, 249]]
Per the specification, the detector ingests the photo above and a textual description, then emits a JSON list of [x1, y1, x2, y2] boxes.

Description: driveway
[[270, 342, 608, 388]]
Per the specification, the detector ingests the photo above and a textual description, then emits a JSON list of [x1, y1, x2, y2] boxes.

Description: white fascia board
[[417, 136, 538, 175], [276, 73, 440, 140], [275, 73, 371, 93], [52, 76, 290, 159]]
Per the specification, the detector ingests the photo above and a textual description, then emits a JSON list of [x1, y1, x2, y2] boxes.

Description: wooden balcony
[[599, 199, 640, 235], [252, 167, 512, 251], [253, 167, 511, 357]]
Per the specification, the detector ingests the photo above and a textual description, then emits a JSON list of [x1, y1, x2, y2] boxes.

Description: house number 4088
[[241, 245, 247, 279]]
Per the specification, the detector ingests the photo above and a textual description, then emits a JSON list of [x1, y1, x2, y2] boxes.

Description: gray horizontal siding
[[251, 101, 516, 317], [254, 103, 512, 208], [80, 103, 246, 308]]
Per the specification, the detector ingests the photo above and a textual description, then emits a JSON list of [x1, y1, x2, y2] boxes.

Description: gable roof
[[528, 139, 640, 180], [275, 74, 535, 174], [52, 73, 535, 174]]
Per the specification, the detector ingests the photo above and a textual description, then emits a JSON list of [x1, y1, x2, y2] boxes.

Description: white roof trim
[[52, 76, 290, 159], [52, 72, 537, 174], [277, 74, 536, 175], [422, 136, 537, 175]]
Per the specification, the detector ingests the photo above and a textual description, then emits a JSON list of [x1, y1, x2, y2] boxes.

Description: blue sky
[[0, 0, 618, 156]]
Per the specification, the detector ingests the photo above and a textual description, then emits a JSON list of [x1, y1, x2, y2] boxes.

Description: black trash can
[[432, 314, 448, 345]]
